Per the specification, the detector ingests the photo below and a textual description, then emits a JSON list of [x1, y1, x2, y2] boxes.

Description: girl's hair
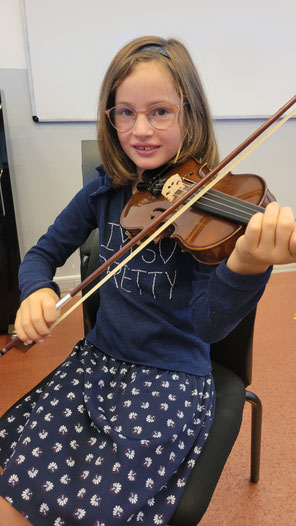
[[97, 36, 219, 187]]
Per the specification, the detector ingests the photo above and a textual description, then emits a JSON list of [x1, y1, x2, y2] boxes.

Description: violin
[[120, 158, 276, 264]]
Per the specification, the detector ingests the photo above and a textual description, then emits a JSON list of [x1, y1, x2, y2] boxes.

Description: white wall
[[1, 0, 295, 291], [0, 0, 26, 68]]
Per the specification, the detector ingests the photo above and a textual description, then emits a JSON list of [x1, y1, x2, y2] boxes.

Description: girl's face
[[115, 62, 183, 179]]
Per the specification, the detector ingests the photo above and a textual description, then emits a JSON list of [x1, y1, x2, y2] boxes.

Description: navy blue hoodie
[[19, 166, 271, 375]]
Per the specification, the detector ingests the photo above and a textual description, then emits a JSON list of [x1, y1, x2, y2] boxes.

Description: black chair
[[80, 141, 263, 525]]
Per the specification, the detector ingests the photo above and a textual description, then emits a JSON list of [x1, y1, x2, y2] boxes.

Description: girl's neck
[[131, 179, 140, 195], [131, 169, 144, 194]]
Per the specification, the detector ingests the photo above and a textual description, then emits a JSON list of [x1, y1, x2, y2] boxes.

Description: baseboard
[[273, 263, 296, 274], [55, 275, 81, 293]]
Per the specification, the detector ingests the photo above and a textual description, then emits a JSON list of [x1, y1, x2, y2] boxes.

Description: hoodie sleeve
[[190, 259, 272, 343], [18, 174, 110, 302]]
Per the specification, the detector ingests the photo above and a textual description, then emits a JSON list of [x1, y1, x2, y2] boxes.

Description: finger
[[28, 299, 53, 340], [41, 295, 59, 325], [288, 219, 296, 259], [14, 307, 33, 344], [243, 211, 264, 250], [274, 207, 296, 251], [258, 202, 280, 249], [15, 304, 43, 344]]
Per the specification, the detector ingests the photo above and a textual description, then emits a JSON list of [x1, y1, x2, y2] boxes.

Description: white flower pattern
[[0, 342, 214, 526]]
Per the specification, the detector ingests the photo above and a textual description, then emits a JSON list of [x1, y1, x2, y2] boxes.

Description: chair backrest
[[80, 139, 256, 387], [80, 140, 101, 333], [210, 309, 255, 386], [81, 140, 100, 185]]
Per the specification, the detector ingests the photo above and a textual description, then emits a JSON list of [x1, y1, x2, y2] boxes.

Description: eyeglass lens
[[109, 103, 178, 131]]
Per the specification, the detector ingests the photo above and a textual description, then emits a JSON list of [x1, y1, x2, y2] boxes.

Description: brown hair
[[97, 36, 219, 187]]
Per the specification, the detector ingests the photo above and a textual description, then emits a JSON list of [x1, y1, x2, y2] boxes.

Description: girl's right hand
[[15, 288, 60, 345]]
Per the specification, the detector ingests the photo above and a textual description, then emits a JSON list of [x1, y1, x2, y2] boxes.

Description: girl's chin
[[134, 156, 171, 173]]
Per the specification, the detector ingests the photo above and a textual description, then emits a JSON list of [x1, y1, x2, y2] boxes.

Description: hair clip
[[137, 44, 170, 59]]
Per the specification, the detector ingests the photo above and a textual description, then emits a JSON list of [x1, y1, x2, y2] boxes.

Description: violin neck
[[192, 189, 265, 225]]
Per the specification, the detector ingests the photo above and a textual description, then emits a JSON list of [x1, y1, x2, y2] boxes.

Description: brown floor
[[0, 272, 295, 525]]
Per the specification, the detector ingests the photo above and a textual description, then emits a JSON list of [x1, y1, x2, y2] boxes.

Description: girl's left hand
[[226, 201, 296, 274]]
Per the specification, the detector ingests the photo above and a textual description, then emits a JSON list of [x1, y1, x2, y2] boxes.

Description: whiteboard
[[21, 0, 295, 122]]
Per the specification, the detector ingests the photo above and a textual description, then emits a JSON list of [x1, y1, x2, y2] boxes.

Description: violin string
[[188, 188, 264, 223], [174, 184, 264, 223], [174, 188, 250, 223], [173, 183, 264, 222], [201, 191, 262, 214], [193, 197, 256, 224]]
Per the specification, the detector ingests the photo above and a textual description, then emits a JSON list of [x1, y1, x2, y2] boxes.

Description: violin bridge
[[161, 174, 186, 201]]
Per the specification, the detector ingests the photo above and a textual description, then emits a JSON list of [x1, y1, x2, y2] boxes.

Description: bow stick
[[1, 94, 295, 357]]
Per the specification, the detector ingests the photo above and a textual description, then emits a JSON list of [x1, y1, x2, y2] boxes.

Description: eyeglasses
[[105, 102, 181, 132]]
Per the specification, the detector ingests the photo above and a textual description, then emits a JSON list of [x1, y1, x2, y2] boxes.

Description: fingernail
[[24, 340, 33, 346], [38, 339, 45, 344]]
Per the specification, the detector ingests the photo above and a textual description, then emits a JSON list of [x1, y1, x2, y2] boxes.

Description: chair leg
[[245, 390, 262, 483]]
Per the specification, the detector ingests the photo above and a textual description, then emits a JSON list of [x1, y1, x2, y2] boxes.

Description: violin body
[[120, 158, 276, 264]]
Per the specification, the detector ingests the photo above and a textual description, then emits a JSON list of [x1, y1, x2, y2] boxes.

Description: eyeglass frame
[[105, 102, 183, 133]]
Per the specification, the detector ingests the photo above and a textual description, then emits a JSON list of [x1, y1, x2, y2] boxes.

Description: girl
[[0, 36, 295, 525]]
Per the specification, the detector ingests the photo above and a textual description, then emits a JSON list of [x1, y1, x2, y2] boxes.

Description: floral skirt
[[0, 339, 214, 525]]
